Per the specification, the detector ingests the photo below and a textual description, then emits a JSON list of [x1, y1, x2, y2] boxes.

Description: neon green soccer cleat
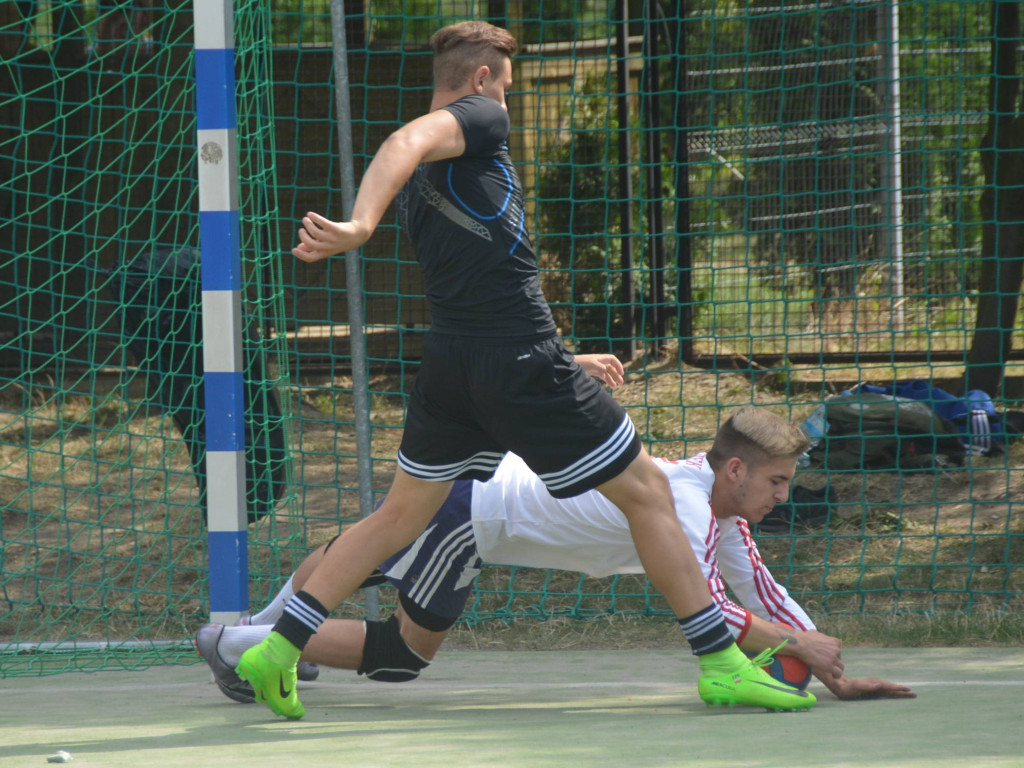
[[698, 645, 817, 712], [235, 631, 305, 720]]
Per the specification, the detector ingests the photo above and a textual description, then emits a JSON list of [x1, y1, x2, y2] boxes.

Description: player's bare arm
[[292, 109, 466, 262], [739, 616, 843, 677], [741, 617, 914, 699]]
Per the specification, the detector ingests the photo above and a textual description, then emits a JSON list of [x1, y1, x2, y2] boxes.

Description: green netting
[[2, 0, 1023, 677]]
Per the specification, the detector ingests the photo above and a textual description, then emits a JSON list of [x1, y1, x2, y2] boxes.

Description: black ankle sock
[[272, 590, 328, 650], [678, 604, 735, 655]]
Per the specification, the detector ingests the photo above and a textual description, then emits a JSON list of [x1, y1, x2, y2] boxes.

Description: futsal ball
[[760, 653, 812, 691]]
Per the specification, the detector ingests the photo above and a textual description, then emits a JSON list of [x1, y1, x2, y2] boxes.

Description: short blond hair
[[706, 406, 810, 470], [430, 21, 518, 91]]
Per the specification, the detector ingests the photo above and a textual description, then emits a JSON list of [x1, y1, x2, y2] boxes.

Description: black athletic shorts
[[397, 332, 641, 498]]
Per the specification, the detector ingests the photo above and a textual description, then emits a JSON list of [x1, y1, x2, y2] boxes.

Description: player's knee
[[613, 457, 673, 517], [357, 615, 430, 683], [398, 591, 460, 632]]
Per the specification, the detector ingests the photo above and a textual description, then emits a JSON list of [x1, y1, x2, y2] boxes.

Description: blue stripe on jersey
[[507, 197, 525, 255], [447, 159, 512, 220]]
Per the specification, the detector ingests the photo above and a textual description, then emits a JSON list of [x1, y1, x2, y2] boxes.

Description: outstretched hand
[[575, 354, 625, 388], [822, 675, 917, 700], [292, 212, 370, 263]]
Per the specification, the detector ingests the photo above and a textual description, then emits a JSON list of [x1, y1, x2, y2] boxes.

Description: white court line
[[2, 681, 203, 696], [5, 677, 1022, 697], [311, 679, 1024, 690]]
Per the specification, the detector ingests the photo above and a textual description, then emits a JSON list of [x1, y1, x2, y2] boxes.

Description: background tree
[[965, 0, 1024, 396]]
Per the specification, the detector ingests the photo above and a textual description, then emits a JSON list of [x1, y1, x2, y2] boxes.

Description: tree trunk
[[966, 1, 1024, 396]]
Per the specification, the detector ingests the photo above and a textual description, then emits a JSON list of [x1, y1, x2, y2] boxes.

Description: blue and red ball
[[758, 653, 812, 690]]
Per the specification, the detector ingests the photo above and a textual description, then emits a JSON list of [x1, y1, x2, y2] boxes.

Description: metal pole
[[671, 2, 693, 364], [878, 0, 905, 331], [329, 0, 378, 621], [643, 0, 667, 353], [615, 0, 636, 359], [194, 0, 248, 626]]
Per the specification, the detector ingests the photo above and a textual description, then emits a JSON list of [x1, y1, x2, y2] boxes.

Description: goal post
[[193, 0, 250, 626]]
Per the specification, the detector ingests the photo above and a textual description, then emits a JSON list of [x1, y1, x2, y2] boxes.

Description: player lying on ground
[[199, 407, 914, 704], [241, 19, 813, 719]]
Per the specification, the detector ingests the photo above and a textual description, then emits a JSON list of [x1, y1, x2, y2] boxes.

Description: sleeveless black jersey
[[396, 94, 557, 340]]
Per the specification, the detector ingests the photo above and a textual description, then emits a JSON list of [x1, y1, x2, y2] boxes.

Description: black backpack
[[808, 393, 967, 470], [103, 247, 287, 524]]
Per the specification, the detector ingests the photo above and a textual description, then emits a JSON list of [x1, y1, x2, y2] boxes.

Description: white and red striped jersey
[[470, 452, 815, 639]]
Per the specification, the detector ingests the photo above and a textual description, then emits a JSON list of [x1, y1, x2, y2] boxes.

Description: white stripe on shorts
[[381, 524, 438, 581], [406, 523, 477, 607], [538, 415, 636, 492], [397, 450, 505, 481]]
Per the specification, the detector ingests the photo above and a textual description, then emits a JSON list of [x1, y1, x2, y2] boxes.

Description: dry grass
[[286, 360, 1024, 646], [2, 357, 1023, 650]]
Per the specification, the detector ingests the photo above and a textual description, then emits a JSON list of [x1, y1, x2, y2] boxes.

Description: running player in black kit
[[234, 21, 816, 718]]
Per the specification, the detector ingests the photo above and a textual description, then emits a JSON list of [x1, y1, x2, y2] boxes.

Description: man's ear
[[725, 456, 745, 482], [472, 65, 490, 93]]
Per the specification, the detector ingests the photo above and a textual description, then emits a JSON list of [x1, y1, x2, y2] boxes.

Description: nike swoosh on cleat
[[279, 679, 292, 698], [751, 680, 810, 697]]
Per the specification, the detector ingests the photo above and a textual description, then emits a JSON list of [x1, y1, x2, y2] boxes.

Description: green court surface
[[1, 647, 1021, 768]]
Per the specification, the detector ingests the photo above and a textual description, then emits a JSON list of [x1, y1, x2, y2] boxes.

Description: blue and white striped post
[[193, 0, 248, 625]]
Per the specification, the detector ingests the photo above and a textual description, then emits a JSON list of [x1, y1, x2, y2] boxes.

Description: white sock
[[218, 625, 273, 666], [248, 575, 296, 625]]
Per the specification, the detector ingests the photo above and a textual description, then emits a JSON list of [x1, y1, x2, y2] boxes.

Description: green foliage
[[685, 1, 990, 307], [269, 0, 332, 45], [517, 0, 614, 43], [535, 77, 646, 350], [367, 0, 477, 45]]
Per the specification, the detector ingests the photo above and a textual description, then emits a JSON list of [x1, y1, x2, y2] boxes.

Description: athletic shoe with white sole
[[195, 623, 256, 704], [698, 645, 817, 712], [235, 614, 320, 682]]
